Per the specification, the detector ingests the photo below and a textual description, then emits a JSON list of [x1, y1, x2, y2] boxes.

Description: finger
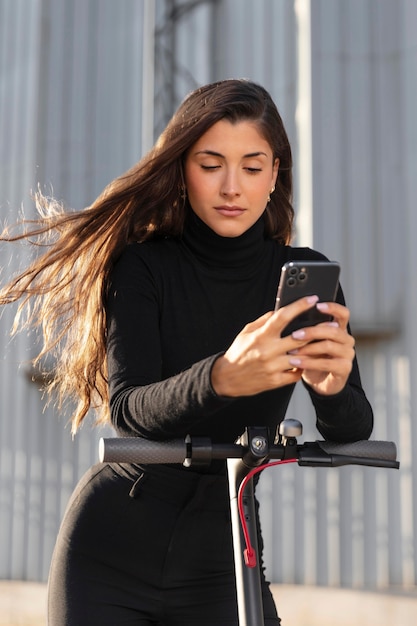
[[316, 301, 350, 329], [269, 295, 319, 334], [289, 320, 354, 348], [296, 340, 355, 363], [291, 353, 353, 377], [288, 337, 355, 370], [291, 330, 355, 358]]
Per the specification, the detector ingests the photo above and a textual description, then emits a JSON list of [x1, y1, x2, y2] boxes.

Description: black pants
[[48, 462, 281, 625]]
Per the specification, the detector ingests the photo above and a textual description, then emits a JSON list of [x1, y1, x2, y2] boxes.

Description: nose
[[220, 167, 241, 197]]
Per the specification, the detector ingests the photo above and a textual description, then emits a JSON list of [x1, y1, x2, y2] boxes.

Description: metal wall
[[0, 0, 148, 582], [258, 0, 417, 590], [1, 0, 416, 592]]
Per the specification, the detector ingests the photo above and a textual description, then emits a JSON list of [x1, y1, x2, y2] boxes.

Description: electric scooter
[[99, 419, 399, 626]]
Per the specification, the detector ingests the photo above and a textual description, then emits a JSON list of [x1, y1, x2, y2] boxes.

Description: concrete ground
[[1, 581, 417, 625]]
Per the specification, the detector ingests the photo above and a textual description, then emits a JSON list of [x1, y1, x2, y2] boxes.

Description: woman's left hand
[[287, 301, 355, 396]]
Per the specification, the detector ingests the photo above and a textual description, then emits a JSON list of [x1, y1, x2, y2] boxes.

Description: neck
[[181, 210, 267, 276]]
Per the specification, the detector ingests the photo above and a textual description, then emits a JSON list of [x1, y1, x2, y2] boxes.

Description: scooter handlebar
[[99, 437, 187, 464], [99, 436, 399, 469], [297, 440, 399, 468]]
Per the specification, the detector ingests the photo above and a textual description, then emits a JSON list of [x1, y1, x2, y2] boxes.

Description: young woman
[[0, 79, 373, 625]]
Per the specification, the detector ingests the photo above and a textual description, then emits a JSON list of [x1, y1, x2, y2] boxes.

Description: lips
[[214, 205, 246, 217]]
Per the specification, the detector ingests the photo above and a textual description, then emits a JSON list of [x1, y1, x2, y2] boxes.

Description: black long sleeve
[[106, 212, 373, 443]]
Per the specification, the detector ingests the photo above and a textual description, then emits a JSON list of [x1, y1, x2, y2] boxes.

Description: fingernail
[[287, 349, 299, 355], [307, 295, 319, 305], [289, 357, 302, 366], [327, 321, 339, 327], [292, 329, 306, 339], [316, 302, 329, 311]]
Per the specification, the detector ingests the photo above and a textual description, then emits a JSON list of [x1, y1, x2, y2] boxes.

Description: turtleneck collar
[[181, 209, 268, 277]]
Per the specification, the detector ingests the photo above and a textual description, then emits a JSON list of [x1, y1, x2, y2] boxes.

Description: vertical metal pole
[[227, 458, 265, 626], [295, 0, 313, 247], [141, 0, 155, 154]]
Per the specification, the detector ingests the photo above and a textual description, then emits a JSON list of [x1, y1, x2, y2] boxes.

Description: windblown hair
[[0, 79, 294, 432]]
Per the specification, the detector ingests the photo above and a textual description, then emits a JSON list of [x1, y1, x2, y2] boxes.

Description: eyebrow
[[194, 150, 268, 158]]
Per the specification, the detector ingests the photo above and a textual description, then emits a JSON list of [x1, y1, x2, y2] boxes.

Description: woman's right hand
[[210, 295, 319, 397]]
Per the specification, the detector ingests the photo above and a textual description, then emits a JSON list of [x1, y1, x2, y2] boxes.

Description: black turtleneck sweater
[[106, 212, 373, 446]]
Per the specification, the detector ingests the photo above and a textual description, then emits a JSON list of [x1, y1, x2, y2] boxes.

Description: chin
[[211, 224, 248, 238]]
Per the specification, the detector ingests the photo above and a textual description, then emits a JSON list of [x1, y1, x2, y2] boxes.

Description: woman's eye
[[200, 164, 220, 170], [245, 167, 262, 173]]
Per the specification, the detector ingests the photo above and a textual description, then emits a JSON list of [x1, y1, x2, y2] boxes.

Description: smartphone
[[275, 260, 341, 336]]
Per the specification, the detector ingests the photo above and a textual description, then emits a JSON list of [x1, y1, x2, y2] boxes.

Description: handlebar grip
[[318, 440, 397, 461], [99, 437, 187, 464]]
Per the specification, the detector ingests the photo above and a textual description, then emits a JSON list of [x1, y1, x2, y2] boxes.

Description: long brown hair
[[0, 79, 294, 432]]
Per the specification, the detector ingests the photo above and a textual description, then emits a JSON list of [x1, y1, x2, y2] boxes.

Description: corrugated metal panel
[[0, 0, 47, 581], [1, 0, 416, 595], [258, 0, 417, 591], [34, 0, 149, 210], [213, 0, 298, 145], [0, 0, 148, 581], [309, 0, 406, 332]]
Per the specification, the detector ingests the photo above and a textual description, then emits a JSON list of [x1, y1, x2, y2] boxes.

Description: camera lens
[[288, 267, 298, 276], [287, 277, 297, 287], [298, 272, 307, 281]]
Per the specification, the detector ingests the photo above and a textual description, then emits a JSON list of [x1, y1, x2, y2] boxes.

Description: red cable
[[237, 458, 298, 568]]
